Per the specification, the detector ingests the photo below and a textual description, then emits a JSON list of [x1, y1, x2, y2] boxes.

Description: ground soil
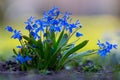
[[0, 70, 114, 80], [0, 60, 115, 80]]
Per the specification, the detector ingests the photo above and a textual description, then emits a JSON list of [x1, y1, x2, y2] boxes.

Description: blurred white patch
[[65, 66, 72, 70], [5, 0, 43, 21], [102, 29, 120, 52]]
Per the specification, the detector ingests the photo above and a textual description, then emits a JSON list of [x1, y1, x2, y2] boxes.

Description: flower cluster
[[97, 40, 117, 56], [24, 6, 83, 40], [6, 6, 85, 71], [6, 6, 117, 72]]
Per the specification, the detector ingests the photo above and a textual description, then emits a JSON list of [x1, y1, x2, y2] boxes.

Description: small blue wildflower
[[32, 44, 37, 48], [24, 56, 32, 62], [16, 54, 32, 64], [36, 26, 44, 32], [35, 19, 43, 27], [24, 16, 36, 31], [16, 46, 22, 48], [98, 49, 108, 56], [25, 25, 32, 30], [75, 20, 82, 28], [75, 20, 80, 25], [5, 26, 13, 32], [97, 40, 117, 56], [61, 19, 69, 28], [42, 11, 53, 22], [24, 16, 35, 25], [33, 24, 38, 28], [113, 44, 117, 49], [97, 40, 106, 49], [49, 26, 61, 32], [30, 31, 40, 40], [43, 33, 47, 37], [76, 32, 83, 37], [69, 24, 77, 33], [11, 30, 22, 40], [51, 19, 59, 25], [54, 26, 61, 32], [48, 6, 61, 17], [63, 12, 72, 19], [16, 54, 25, 64]]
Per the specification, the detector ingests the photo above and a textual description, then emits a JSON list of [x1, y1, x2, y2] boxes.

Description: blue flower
[[30, 31, 40, 40], [69, 24, 77, 33], [16, 46, 22, 48], [5, 26, 13, 32], [36, 26, 44, 33], [61, 19, 69, 28], [33, 24, 38, 28], [113, 44, 117, 49], [48, 6, 61, 17], [32, 44, 37, 48], [75, 20, 80, 25], [25, 16, 35, 25], [43, 33, 47, 37], [35, 19, 43, 27], [16, 54, 32, 64], [16, 54, 25, 64], [97, 40, 106, 49], [63, 12, 72, 19], [76, 32, 83, 37], [54, 26, 61, 32], [6, 26, 22, 40], [97, 40, 117, 56], [98, 49, 108, 56], [51, 19, 59, 25], [24, 56, 32, 62], [49, 26, 61, 32], [25, 25, 32, 30], [25, 16, 36, 31], [11, 30, 22, 40]]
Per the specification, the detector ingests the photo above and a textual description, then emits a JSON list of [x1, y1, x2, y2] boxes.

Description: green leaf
[[61, 43, 74, 52], [50, 31, 56, 45], [58, 33, 69, 48], [13, 49, 18, 55], [22, 35, 31, 41], [46, 33, 68, 67], [36, 39, 44, 58], [44, 46, 61, 69], [66, 50, 96, 62], [56, 30, 64, 48], [56, 40, 89, 70], [22, 35, 36, 44], [44, 40, 52, 60]]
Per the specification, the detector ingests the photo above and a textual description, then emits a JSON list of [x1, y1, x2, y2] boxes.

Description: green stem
[[67, 27, 81, 42]]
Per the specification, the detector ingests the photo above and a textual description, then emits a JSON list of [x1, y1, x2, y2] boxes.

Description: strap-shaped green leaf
[[44, 40, 53, 61], [56, 30, 64, 49], [48, 33, 69, 63], [13, 49, 18, 55], [22, 35, 36, 44], [36, 39, 44, 58], [57, 40, 89, 70], [61, 43, 74, 52], [50, 31, 56, 44], [66, 50, 96, 62], [58, 33, 69, 48]]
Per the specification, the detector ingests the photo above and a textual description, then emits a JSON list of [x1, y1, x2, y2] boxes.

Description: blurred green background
[[0, 0, 120, 59]]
